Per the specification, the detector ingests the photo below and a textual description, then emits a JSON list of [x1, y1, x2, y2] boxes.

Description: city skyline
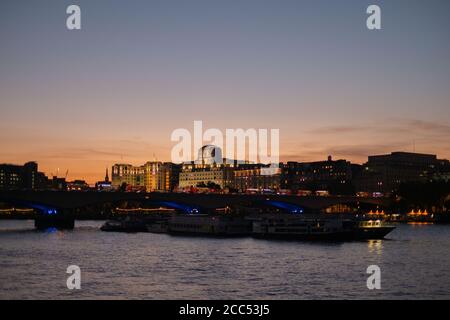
[[1, 0, 450, 183], [2, 148, 449, 186]]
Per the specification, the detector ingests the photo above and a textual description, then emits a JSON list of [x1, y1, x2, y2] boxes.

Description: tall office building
[[143, 162, 180, 192], [160, 162, 181, 192], [0, 161, 40, 190], [354, 152, 440, 194], [111, 164, 145, 190], [112, 162, 180, 192]]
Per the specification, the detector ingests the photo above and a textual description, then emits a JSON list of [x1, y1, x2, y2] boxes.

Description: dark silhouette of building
[[431, 159, 450, 182], [0, 162, 40, 190], [68, 180, 90, 191], [162, 162, 181, 192], [51, 176, 67, 191], [281, 156, 353, 193], [354, 152, 441, 194]]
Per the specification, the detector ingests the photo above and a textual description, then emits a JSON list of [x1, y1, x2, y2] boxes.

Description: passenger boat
[[100, 220, 124, 232], [146, 220, 169, 233], [100, 212, 395, 241], [251, 214, 395, 241], [353, 219, 396, 239], [167, 214, 252, 236], [100, 211, 172, 233], [100, 217, 147, 232]]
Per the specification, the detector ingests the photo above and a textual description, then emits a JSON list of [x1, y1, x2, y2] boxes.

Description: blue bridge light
[[265, 200, 305, 214], [21, 203, 59, 216], [156, 201, 201, 214]]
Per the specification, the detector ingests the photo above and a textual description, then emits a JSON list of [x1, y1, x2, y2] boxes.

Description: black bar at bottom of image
[[0, 300, 446, 319]]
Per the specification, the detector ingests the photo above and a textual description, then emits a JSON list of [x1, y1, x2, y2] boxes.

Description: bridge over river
[[0, 191, 390, 229]]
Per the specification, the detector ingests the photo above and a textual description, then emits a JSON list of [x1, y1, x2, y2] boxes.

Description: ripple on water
[[1, 221, 450, 299]]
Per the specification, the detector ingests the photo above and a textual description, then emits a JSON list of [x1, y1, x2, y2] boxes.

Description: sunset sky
[[1, 0, 450, 183]]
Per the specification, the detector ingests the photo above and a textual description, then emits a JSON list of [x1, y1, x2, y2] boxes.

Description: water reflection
[[367, 239, 383, 255], [45, 227, 58, 234], [1, 221, 450, 299]]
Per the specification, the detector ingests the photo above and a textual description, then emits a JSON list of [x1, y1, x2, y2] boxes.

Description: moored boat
[[100, 217, 147, 232], [146, 220, 169, 233], [167, 214, 252, 237], [353, 219, 396, 240], [251, 214, 395, 241]]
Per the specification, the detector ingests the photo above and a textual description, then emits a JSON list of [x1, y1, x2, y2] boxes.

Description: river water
[[0, 220, 449, 299]]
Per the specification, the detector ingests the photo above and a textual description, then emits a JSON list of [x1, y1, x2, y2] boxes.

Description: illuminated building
[[111, 164, 145, 189], [179, 164, 235, 190], [95, 168, 113, 191], [161, 162, 181, 192], [179, 145, 237, 189], [234, 165, 281, 192], [144, 162, 181, 192], [144, 162, 161, 191], [112, 162, 180, 192]]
